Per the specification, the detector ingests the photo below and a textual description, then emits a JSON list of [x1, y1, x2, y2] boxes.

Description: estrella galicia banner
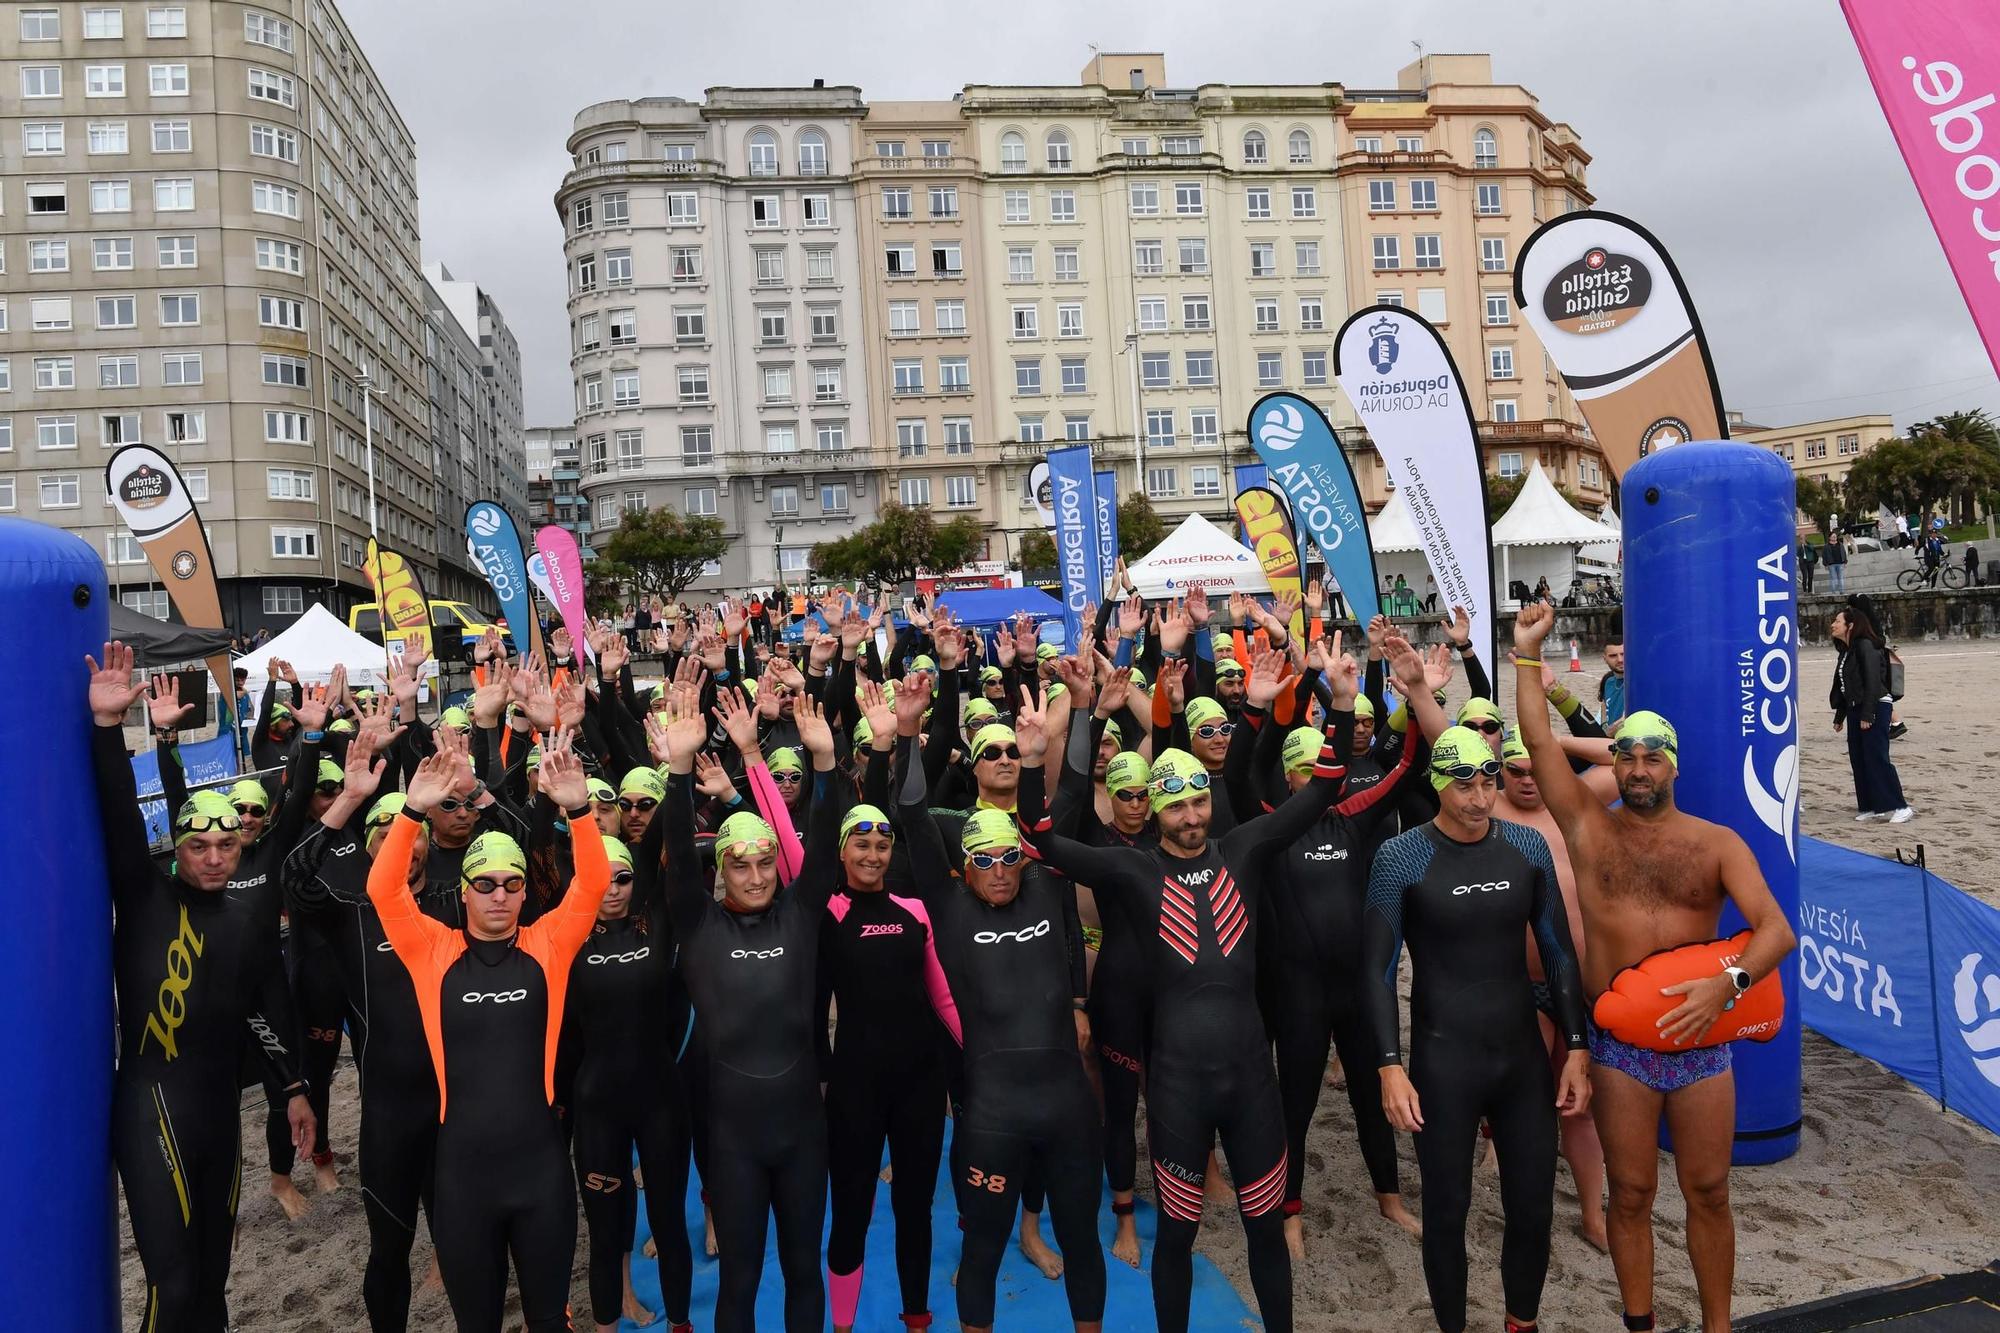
[[1513, 210, 1728, 476], [534, 524, 595, 667], [1249, 393, 1382, 636], [104, 444, 235, 712], [465, 500, 544, 663], [1093, 469, 1119, 592], [364, 538, 434, 658], [1234, 486, 1306, 640], [1046, 445, 1099, 649]]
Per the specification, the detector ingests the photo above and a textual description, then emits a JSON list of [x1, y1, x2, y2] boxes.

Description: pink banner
[[1843, 0, 2000, 376], [533, 525, 595, 667]]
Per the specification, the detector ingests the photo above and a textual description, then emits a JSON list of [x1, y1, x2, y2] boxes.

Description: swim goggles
[[468, 875, 526, 896], [1150, 772, 1212, 797], [968, 847, 1023, 870], [1193, 722, 1235, 740], [1431, 758, 1503, 782], [184, 813, 245, 835], [1610, 733, 1676, 758], [976, 744, 1021, 763]]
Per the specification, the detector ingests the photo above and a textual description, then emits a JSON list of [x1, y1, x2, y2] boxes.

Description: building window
[[882, 186, 912, 219], [1003, 189, 1030, 223], [1057, 303, 1084, 339], [21, 66, 61, 98], [802, 194, 830, 227], [1141, 352, 1170, 388], [1481, 237, 1507, 272], [164, 409, 203, 443], [1012, 304, 1039, 340], [1805, 439, 1828, 460], [929, 186, 958, 218], [24, 122, 63, 155], [1174, 181, 1205, 216], [1243, 129, 1268, 164], [751, 195, 781, 228], [1245, 186, 1271, 220], [159, 293, 200, 326], [89, 238, 133, 272], [1302, 350, 1328, 386], [1254, 298, 1279, 333], [1492, 399, 1519, 423], [674, 307, 706, 343], [38, 416, 79, 449], [1185, 350, 1216, 387], [1189, 409, 1220, 445], [20, 8, 60, 39], [609, 308, 637, 347], [1017, 415, 1045, 444], [1838, 434, 1861, 455], [267, 468, 316, 502], [256, 237, 303, 274], [1369, 180, 1396, 212], [1129, 181, 1159, 217], [1049, 190, 1077, 222], [1485, 292, 1510, 325], [765, 425, 798, 455], [99, 355, 139, 388], [769, 485, 800, 517], [1046, 129, 1072, 171], [1178, 236, 1208, 275], [86, 65, 127, 97], [40, 475, 81, 510], [1146, 409, 1176, 449], [999, 131, 1027, 172], [1181, 295, 1211, 331], [582, 375, 604, 411], [813, 364, 843, 402], [90, 121, 129, 154], [1298, 297, 1325, 332], [1191, 466, 1222, 498], [612, 371, 641, 407], [1014, 358, 1043, 395], [1498, 451, 1523, 478], [900, 477, 932, 507], [889, 300, 920, 336], [1134, 239, 1164, 276], [250, 122, 299, 161], [677, 365, 710, 404], [1064, 414, 1091, 442], [819, 483, 848, 513], [253, 180, 301, 218], [1295, 240, 1322, 277], [760, 365, 793, 404], [28, 182, 68, 215], [271, 527, 318, 559], [885, 242, 916, 277], [1060, 357, 1088, 394], [939, 358, 970, 391], [893, 360, 924, 394], [816, 422, 846, 452], [1291, 184, 1318, 219], [262, 354, 308, 388], [1489, 346, 1515, 380], [1373, 236, 1400, 270], [265, 410, 310, 445], [1474, 128, 1499, 169], [1249, 243, 1276, 279], [153, 119, 194, 154], [933, 241, 963, 277], [35, 357, 76, 391], [943, 417, 975, 454], [946, 475, 977, 508], [1410, 178, 1438, 211], [32, 298, 73, 332], [1257, 351, 1283, 388], [150, 65, 190, 96], [1414, 235, 1442, 269], [758, 307, 788, 344], [247, 68, 296, 107], [1147, 467, 1178, 498], [1007, 246, 1035, 283], [1476, 182, 1503, 216], [1137, 297, 1167, 332], [259, 587, 306, 618], [681, 426, 713, 464], [797, 129, 827, 176], [244, 9, 295, 50], [28, 239, 67, 273], [667, 192, 699, 225], [747, 131, 778, 176]]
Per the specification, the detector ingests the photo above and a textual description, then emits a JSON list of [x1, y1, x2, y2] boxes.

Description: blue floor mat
[[617, 1120, 1259, 1330]]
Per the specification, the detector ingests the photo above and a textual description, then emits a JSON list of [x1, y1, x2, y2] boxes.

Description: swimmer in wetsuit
[[1363, 723, 1593, 1333], [1513, 602, 1796, 1333], [88, 642, 316, 1333], [368, 727, 611, 1333]]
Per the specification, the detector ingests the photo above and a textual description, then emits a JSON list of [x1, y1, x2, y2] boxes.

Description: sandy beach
[[119, 641, 2000, 1330]]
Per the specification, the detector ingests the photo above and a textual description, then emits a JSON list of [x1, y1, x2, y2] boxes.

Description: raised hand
[[1246, 644, 1289, 709], [88, 642, 148, 727], [1092, 650, 1131, 719], [793, 694, 835, 763], [858, 677, 896, 748], [471, 657, 513, 728], [342, 731, 389, 802], [714, 687, 761, 755], [808, 629, 839, 671], [694, 751, 739, 801], [1186, 584, 1212, 626], [473, 628, 503, 666], [1118, 595, 1145, 638], [1159, 598, 1191, 655], [400, 638, 430, 681], [355, 691, 407, 755], [598, 630, 629, 676], [1323, 631, 1359, 707], [1269, 590, 1302, 633], [554, 677, 587, 730], [520, 664, 558, 733], [389, 651, 422, 713], [1054, 653, 1095, 709], [893, 671, 930, 736], [1227, 591, 1250, 628], [293, 682, 332, 734], [550, 625, 574, 665], [147, 671, 196, 732], [1423, 642, 1456, 695], [1013, 616, 1040, 665], [404, 750, 457, 814], [722, 604, 747, 642], [537, 731, 588, 810], [276, 658, 300, 686], [1158, 656, 1188, 710], [1514, 600, 1555, 656], [1442, 605, 1472, 649], [696, 632, 726, 673], [1366, 614, 1392, 659], [1014, 685, 1049, 763], [1303, 578, 1325, 615], [934, 621, 965, 671], [838, 610, 869, 656]]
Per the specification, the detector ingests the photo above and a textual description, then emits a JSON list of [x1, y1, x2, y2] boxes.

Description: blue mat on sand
[[617, 1120, 1259, 1330]]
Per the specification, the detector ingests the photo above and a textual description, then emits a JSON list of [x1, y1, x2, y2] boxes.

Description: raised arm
[[86, 642, 163, 902], [716, 684, 804, 885], [651, 669, 714, 940], [526, 739, 613, 959], [1511, 602, 1602, 847], [783, 694, 847, 918]]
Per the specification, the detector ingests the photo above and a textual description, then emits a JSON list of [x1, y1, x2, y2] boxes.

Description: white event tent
[[1126, 513, 1274, 599], [1490, 461, 1621, 606], [235, 604, 433, 703]]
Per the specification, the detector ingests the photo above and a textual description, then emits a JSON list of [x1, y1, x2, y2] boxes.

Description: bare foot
[[313, 1158, 341, 1195], [1283, 1213, 1306, 1260], [1579, 1214, 1609, 1253], [622, 1289, 658, 1327], [269, 1173, 309, 1221], [642, 1235, 657, 1259], [704, 1203, 718, 1258], [1325, 1056, 1345, 1089], [631, 1163, 645, 1190], [1018, 1218, 1064, 1280], [879, 1162, 894, 1184], [421, 1255, 443, 1292], [1111, 1212, 1142, 1269], [1377, 1192, 1422, 1239]]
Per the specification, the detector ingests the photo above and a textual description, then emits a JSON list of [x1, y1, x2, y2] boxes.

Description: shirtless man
[[1512, 602, 1796, 1333]]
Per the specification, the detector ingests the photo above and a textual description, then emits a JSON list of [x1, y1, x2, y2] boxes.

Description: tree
[[583, 558, 633, 619], [596, 509, 732, 605], [1845, 432, 2000, 528], [1017, 529, 1057, 578], [810, 502, 986, 588], [1792, 476, 1859, 540], [1908, 409, 2000, 524], [1117, 492, 1167, 560]]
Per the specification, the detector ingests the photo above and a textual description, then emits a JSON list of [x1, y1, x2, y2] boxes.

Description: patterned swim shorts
[[1588, 1022, 1731, 1094]]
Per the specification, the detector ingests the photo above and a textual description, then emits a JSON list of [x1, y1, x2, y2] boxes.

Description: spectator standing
[[1823, 534, 1847, 594], [1965, 544, 1982, 587], [1830, 604, 1913, 824], [1598, 638, 1626, 726], [1798, 539, 1818, 595]]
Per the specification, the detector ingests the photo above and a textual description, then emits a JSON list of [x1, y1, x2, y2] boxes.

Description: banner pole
[[1914, 846, 1949, 1113]]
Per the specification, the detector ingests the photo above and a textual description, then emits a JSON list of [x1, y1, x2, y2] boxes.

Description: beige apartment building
[[0, 0, 479, 636], [1739, 412, 1893, 490], [562, 52, 1609, 587]]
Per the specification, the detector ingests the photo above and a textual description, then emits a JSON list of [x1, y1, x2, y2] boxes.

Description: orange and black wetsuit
[[367, 809, 610, 1333], [93, 723, 305, 1333]]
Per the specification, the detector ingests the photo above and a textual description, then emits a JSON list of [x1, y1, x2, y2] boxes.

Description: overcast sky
[[344, 0, 2000, 435]]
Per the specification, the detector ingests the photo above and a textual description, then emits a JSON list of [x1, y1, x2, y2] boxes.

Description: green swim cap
[[315, 758, 345, 786], [1129, 668, 1148, 689], [1216, 658, 1246, 679], [1282, 726, 1325, 774], [1046, 682, 1068, 700], [1186, 697, 1228, 729], [766, 746, 805, 777], [1429, 725, 1503, 791], [971, 724, 1018, 759], [853, 716, 875, 748], [1104, 718, 1123, 744], [619, 767, 666, 802], [1148, 748, 1210, 814], [880, 679, 899, 704], [911, 654, 937, 675], [1614, 710, 1679, 769], [365, 793, 407, 831], [604, 835, 635, 871], [716, 811, 778, 861], [525, 745, 543, 772], [1211, 631, 1233, 652], [270, 702, 293, 722], [441, 706, 472, 733], [586, 777, 616, 804], [1457, 697, 1503, 727], [1036, 643, 1059, 662], [1501, 734, 1532, 766], [461, 831, 526, 884], [174, 789, 241, 845], [960, 807, 1021, 859], [1104, 751, 1152, 794], [227, 779, 271, 809], [840, 802, 894, 846], [963, 699, 1000, 728], [979, 665, 1004, 685], [741, 676, 760, 699], [1353, 694, 1376, 721], [329, 718, 357, 736]]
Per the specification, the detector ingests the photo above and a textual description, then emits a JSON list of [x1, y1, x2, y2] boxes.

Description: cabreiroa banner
[[364, 538, 433, 657], [104, 444, 235, 710], [1333, 307, 1497, 678], [1513, 210, 1728, 476], [1841, 0, 2000, 378]]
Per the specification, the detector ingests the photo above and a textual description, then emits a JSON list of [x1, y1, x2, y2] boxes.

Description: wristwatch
[[1722, 966, 1752, 1011]]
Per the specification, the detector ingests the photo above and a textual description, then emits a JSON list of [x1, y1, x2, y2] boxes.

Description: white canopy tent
[[1126, 513, 1274, 599], [236, 604, 434, 704], [1360, 490, 1435, 608], [1491, 461, 1622, 606]]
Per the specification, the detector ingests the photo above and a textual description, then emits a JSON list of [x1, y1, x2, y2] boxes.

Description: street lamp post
[[359, 367, 378, 543], [1123, 328, 1145, 500]]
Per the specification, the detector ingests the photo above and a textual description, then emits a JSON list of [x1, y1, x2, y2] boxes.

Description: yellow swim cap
[[365, 793, 407, 832], [960, 807, 1021, 860], [1282, 726, 1325, 774], [315, 758, 344, 786], [1501, 733, 1532, 766], [604, 835, 635, 871], [964, 699, 1000, 728], [1148, 748, 1212, 814], [1612, 710, 1678, 769], [766, 746, 805, 776], [1104, 751, 1152, 794], [1353, 694, 1376, 721], [174, 789, 242, 845], [970, 724, 1018, 760], [461, 831, 527, 885], [840, 802, 894, 846], [1186, 697, 1228, 729], [853, 716, 875, 748], [716, 811, 778, 862], [619, 767, 667, 802], [1457, 697, 1503, 727], [1429, 726, 1503, 791]]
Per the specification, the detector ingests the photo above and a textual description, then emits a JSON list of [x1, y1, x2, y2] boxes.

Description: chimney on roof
[[813, 78, 824, 89]]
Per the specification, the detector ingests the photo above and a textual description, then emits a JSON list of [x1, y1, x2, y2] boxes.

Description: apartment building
[[524, 422, 582, 537], [1740, 413, 1894, 489], [558, 86, 875, 593], [422, 261, 525, 607], [562, 53, 1607, 586], [0, 0, 458, 636]]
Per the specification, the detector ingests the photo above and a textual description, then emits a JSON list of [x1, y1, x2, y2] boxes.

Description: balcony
[[1337, 149, 1453, 170], [1479, 419, 1598, 448], [561, 158, 721, 192], [859, 155, 976, 174]]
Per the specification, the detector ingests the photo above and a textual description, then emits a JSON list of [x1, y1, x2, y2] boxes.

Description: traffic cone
[[1568, 638, 1583, 672]]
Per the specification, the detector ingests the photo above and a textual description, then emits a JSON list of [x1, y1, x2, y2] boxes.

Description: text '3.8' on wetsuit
[[663, 767, 844, 1333], [368, 811, 610, 1333], [1362, 819, 1587, 1333], [94, 723, 306, 1333], [1024, 730, 1350, 1333], [894, 742, 1104, 1332]]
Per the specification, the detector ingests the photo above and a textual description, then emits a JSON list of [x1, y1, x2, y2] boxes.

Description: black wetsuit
[[1025, 730, 1349, 1333], [1362, 819, 1588, 1333], [282, 816, 453, 1333], [94, 724, 305, 1333], [895, 744, 1105, 1331], [663, 766, 843, 1333]]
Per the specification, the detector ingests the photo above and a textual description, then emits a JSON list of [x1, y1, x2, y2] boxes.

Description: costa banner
[[464, 500, 544, 662], [1234, 486, 1306, 639], [1514, 210, 1728, 477], [363, 539, 433, 657], [534, 525, 594, 666], [1248, 392, 1381, 632], [1842, 0, 2000, 377], [1093, 469, 1119, 592], [1331, 311, 1495, 677], [1045, 445, 1099, 649], [104, 445, 235, 711]]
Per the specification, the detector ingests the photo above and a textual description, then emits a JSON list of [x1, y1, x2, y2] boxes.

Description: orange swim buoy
[[1591, 930, 1784, 1052]]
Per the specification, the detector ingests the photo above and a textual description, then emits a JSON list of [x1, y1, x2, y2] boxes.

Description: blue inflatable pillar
[[0, 520, 116, 1322], [1624, 443, 1802, 1165]]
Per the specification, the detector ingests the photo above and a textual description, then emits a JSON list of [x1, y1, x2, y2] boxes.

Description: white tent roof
[[1366, 489, 1425, 553], [1126, 512, 1273, 599], [236, 604, 401, 693], [1491, 461, 1622, 548]]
